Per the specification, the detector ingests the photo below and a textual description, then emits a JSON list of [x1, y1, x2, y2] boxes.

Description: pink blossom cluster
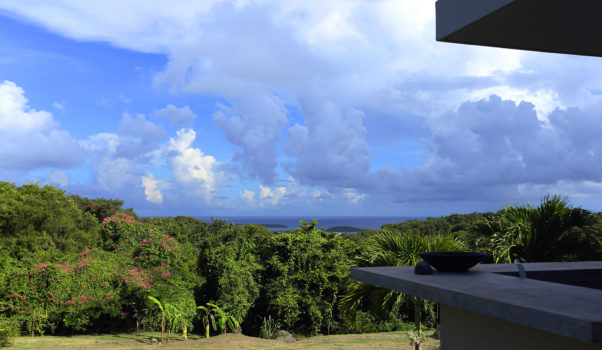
[[101, 211, 142, 228], [56, 263, 73, 273], [123, 268, 153, 290]]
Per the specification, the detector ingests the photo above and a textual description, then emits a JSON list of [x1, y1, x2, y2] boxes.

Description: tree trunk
[[205, 315, 210, 338], [136, 319, 140, 334], [414, 298, 422, 350], [161, 315, 165, 343]]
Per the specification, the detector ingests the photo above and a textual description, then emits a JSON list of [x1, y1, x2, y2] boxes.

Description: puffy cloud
[[81, 113, 166, 193], [95, 157, 137, 192], [213, 93, 288, 184], [259, 185, 286, 206], [285, 102, 370, 187], [156, 104, 197, 126], [167, 128, 221, 200], [116, 113, 166, 158], [238, 185, 287, 207], [240, 189, 255, 205], [368, 95, 602, 205], [0, 80, 82, 171], [141, 173, 168, 204], [343, 188, 365, 204]]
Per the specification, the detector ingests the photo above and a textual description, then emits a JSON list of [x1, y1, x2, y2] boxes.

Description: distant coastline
[[260, 223, 288, 228], [195, 216, 425, 232]]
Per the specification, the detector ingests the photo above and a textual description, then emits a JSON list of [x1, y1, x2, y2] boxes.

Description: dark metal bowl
[[418, 251, 488, 272]]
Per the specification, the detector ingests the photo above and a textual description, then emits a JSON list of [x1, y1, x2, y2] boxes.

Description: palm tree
[[341, 230, 465, 350], [482, 195, 598, 263]]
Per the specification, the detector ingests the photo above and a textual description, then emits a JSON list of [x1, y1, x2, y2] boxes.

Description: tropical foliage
[[472, 195, 600, 263], [340, 231, 465, 331], [0, 181, 601, 347]]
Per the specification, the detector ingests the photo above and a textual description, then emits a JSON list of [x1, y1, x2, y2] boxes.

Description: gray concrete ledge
[[351, 262, 602, 343], [436, 0, 602, 57]]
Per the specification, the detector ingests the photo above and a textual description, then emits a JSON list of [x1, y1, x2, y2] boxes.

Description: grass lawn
[[10, 331, 440, 349]]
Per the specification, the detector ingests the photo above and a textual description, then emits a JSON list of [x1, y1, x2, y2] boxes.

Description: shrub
[[259, 315, 280, 339], [377, 312, 414, 332], [339, 310, 378, 334], [0, 317, 17, 347]]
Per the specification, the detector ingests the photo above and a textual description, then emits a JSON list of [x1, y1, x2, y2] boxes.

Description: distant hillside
[[260, 223, 288, 228], [326, 226, 363, 232]]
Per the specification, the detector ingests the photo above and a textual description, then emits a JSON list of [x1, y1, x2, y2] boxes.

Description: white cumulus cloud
[[0, 80, 82, 171], [167, 128, 221, 200], [258, 185, 286, 206], [142, 173, 168, 204], [240, 189, 256, 205]]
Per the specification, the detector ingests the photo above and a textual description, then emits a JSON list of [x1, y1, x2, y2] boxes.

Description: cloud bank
[[2, 1, 602, 214]]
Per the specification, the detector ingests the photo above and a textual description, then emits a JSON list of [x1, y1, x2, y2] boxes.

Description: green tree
[[0, 182, 99, 257], [69, 195, 137, 223], [261, 221, 354, 334], [196, 221, 271, 325]]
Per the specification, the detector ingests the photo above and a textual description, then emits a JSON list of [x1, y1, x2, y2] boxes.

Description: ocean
[[195, 216, 425, 232]]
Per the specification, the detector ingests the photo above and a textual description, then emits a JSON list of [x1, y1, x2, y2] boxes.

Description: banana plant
[[164, 303, 178, 343], [197, 305, 212, 338], [206, 303, 240, 334], [148, 296, 165, 343], [171, 307, 191, 340], [197, 303, 240, 337]]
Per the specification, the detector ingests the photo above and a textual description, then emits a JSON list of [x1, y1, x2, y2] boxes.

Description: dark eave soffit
[[436, 0, 602, 57]]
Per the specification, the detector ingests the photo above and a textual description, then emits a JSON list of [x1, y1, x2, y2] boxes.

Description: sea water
[[195, 216, 424, 232]]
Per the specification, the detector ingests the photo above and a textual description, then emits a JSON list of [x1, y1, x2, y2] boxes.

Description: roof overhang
[[436, 0, 602, 57]]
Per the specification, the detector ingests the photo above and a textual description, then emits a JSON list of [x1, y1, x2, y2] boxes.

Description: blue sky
[[2, 1, 602, 217]]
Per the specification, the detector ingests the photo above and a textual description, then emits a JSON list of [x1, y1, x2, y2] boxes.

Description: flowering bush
[[3, 249, 123, 333], [100, 212, 144, 252], [0, 206, 195, 336]]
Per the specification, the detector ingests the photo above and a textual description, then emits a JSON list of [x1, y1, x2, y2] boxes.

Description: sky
[[2, 0, 602, 217]]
